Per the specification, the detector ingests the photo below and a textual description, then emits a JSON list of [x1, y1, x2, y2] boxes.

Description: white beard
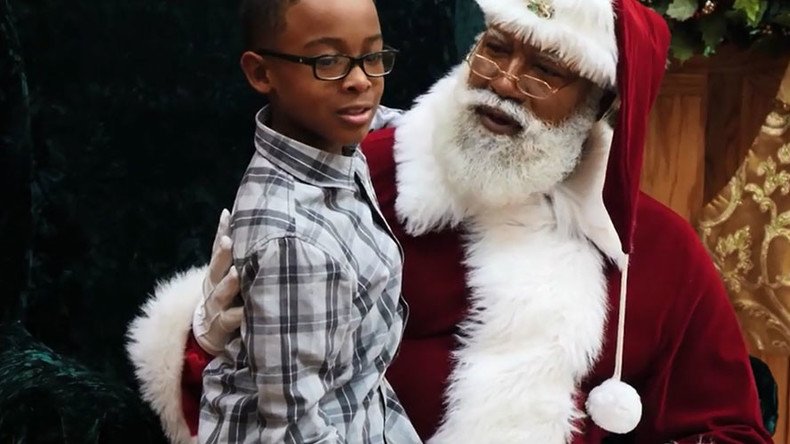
[[437, 80, 601, 213]]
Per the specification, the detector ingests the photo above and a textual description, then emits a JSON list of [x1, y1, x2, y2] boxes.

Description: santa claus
[[126, 0, 772, 442]]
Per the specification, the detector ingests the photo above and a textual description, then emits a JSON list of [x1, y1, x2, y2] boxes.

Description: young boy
[[198, 0, 419, 442]]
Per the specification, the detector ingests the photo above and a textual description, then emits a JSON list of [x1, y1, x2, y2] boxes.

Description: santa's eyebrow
[[534, 49, 562, 64], [486, 28, 567, 67], [535, 50, 573, 71], [485, 28, 507, 41]]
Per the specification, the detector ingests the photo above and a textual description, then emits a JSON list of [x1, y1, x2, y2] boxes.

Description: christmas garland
[[640, 0, 790, 60]]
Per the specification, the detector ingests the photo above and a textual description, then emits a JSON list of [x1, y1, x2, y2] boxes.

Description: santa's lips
[[475, 106, 523, 135]]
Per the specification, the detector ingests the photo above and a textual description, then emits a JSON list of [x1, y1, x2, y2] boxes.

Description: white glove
[[192, 209, 243, 355]]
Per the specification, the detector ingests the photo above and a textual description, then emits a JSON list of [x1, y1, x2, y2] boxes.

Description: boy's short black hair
[[240, 0, 299, 50]]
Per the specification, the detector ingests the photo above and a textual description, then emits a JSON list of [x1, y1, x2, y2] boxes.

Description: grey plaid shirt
[[200, 108, 419, 444]]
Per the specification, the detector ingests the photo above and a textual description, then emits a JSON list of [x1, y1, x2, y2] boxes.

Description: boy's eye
[[316, 56, 343, 68], [364, 53, 384, 63]]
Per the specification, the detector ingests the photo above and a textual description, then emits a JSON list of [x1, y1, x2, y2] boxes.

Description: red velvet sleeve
[[632, 220, 772, 444], [181, 333, 213, 436]]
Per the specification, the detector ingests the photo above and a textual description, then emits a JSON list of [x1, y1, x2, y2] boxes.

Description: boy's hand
[[193, 209, 243, 355]]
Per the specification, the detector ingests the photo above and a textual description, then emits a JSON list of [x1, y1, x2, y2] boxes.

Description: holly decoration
[[640, 0, 790, 61]]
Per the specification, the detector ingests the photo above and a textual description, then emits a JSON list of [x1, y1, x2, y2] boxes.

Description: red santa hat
[[475, 0, 671, 435]]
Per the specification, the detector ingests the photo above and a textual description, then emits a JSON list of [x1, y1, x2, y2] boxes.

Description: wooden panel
[[641, 73, 707, 222], [703, 70, 748, 204], [740, 71, 787, 158], [703, 52, 788, 203]]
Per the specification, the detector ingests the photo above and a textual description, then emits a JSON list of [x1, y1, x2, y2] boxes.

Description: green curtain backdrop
[[454, 0, 484, 56]]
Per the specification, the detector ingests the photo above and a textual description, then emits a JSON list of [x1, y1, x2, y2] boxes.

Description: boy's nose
[[342, 65, 372, 93]]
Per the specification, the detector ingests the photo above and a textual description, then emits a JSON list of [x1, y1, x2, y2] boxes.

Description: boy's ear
[[240, 51, 273, 95]]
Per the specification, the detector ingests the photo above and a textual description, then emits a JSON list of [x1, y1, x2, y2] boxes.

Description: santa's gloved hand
[[192, 209, 243, 355]]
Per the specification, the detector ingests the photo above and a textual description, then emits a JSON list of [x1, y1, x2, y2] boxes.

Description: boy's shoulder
[[231, 153, 298, 258]]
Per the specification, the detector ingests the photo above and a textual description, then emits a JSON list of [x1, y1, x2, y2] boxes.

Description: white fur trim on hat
[[126, 266, 206, 444], [475, 0, 618, 88]]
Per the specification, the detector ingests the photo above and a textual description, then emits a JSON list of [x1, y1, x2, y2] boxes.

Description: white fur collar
[[394, 65, 469, 235], [429, 198, 610, 443]]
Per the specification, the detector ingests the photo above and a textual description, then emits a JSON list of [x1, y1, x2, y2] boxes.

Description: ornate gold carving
[[713, 227, 753, 294], [762, 111, 789, 136], [779, 143, 790, 164], [699, 63, 790, 355]]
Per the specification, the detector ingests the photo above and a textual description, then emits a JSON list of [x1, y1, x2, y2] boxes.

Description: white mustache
[[457, 88, 538, 131]]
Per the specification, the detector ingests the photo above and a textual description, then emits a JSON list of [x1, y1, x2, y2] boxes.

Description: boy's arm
[[242, 236, 354, 443]]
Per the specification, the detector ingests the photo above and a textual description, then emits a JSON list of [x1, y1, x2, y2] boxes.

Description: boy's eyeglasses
[[254, 47, 399, 81], [465, 39, 575, 100]]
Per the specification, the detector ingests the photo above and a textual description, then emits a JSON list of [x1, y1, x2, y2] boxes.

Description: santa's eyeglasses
[[465, 38, 577, 100]]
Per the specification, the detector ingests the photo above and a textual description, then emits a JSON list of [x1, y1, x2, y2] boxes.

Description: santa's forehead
[[481, 26, 564, 60]]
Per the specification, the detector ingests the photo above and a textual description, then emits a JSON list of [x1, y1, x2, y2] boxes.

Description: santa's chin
[[436, 83, 599, 213], [439, 124, 560, 211], [439, 119, 561, 210]]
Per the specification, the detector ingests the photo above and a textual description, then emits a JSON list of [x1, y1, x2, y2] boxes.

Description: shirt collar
[[254, 107, 363, 190]]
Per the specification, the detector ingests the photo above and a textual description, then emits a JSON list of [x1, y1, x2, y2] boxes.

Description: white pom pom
[[586, 378, 642, 434]]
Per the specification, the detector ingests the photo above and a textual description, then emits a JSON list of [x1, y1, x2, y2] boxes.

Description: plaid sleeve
[[242, 236, 354, 443]]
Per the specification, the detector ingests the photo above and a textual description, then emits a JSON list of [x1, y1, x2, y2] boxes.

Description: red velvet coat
[[362, 128, 771, 443]]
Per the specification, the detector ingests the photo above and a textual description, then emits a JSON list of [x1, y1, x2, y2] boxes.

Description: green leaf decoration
[[699, 15, 727, 54], [666, 0, 699, 21], [670, 28, 696, 61], [771, 12, 790, 27], [635, 0, 789, 59], [733, 0, 767, 26]]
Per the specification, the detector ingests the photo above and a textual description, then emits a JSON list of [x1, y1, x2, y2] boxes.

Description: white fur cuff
[[126, 266, 207, 444]]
